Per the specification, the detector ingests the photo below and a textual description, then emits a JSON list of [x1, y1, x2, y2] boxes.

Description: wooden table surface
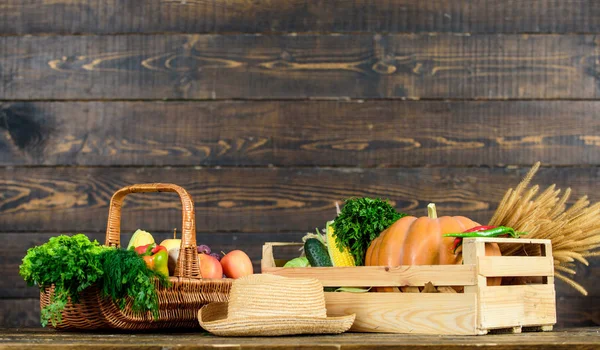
[[0, 328, 598, 349]]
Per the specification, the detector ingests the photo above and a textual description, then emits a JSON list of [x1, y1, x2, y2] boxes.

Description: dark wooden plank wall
[[2, 1, 600, 34], [1, 1, 599, 328], [2, 34, 600, 100]]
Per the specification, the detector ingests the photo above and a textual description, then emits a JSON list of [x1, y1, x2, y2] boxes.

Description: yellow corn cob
[[326, 221, 355, 266]]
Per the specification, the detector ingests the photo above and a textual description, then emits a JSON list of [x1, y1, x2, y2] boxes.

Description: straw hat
[[197, 274, 355, 336]]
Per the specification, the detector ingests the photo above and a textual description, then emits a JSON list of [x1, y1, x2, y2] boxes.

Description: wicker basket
[[40, 183, 232, 330]]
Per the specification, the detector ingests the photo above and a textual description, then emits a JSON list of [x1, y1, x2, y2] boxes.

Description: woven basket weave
[[40, 183, 232, 330]]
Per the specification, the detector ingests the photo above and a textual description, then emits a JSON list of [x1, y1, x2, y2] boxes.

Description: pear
[[126, 229, 155, 250]]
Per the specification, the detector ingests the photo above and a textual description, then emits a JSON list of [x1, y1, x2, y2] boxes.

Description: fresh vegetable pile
[[132, 229, 253, 279], [20, 229, 254, 327], [281, 197, 529, 293], [284, 198, 408, 271]]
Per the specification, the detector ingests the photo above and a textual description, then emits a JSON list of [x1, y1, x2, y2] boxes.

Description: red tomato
[[220, 250, 253, 279], [198, 253, 223, 279]]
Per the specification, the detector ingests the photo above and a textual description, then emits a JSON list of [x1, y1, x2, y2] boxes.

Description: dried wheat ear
[[489, 162, 600, 295]]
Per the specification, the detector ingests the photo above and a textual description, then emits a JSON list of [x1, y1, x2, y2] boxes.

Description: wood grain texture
[[0, 299, 39, 328], [462, 240, 488, 299], [325, 292, 478, 334], [477, 256, 554, 277], [556, 297, 600, 328], [2, 166, 599, 233], [2, 101, 600, 167], [4, 297, 598, 330], [557, 259, 600, 297], [478, 285, 557, 329], [262, 265, 477, 287], [0, 328, 599, 349], [2, 34, 599, 100], [1, 1, 600, 35]]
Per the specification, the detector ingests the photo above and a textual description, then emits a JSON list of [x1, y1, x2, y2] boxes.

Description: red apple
[[220, 250, 253, 279], [198, 253, 223, 279]]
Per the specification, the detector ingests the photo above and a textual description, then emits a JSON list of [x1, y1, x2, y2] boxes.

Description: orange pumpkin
[[365, 203, 501, 288]]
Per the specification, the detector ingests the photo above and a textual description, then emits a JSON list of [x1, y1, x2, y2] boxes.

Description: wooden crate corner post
[[464, 237, 557, 335], [262, 242, 304, 271], [261, 242, 275, 271]]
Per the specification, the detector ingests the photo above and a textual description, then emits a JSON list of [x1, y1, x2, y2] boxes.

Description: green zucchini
[[304, 238, 333, 267]]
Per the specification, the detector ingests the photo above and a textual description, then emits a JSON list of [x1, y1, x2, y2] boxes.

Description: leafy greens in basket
[[19, 234, 169, 327]]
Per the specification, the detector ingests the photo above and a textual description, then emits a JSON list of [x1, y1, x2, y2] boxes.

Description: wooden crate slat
[[324, 292, 479, 335], [462, 239, 487, 295], [465, 237, 553, 246], [262, 265, 476, 287], [477, 256, 554, 277], [478, 284, 557, 330], [543, 242, 555, 285]]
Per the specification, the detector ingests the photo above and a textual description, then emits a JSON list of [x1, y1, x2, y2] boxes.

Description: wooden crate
[[261, 237, 556, 335]]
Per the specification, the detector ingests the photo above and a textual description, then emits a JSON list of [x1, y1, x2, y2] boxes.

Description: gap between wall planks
[[1, 0, 599, 34], [1, 34, 600, 100], [1, 100, 600, 167]]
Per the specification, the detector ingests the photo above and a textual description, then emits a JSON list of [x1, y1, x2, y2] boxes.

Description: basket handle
[[105, 183, 201, 279]]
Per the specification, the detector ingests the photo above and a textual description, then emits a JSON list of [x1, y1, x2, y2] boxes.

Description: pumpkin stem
[[427, 203, 438, 219]]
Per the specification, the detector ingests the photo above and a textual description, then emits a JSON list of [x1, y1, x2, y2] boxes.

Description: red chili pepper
[[463, 225, 497, 233], [450, 237, 462, 253], [449, 226, 496, 253]]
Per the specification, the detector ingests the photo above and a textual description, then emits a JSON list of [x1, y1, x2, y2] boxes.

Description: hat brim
[[198, 302, 356, 336]]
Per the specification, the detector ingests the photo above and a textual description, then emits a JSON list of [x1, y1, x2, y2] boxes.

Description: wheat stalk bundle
[[489, 162, 600, 295]]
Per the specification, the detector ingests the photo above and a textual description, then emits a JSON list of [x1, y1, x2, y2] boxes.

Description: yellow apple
[[159, 238, 181, 275]]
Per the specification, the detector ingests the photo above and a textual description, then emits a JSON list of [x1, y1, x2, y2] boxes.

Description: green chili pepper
[[444, 226, 525, 239], [445, 226, 527, 254]]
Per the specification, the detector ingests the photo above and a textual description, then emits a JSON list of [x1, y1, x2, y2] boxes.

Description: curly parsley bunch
[[19, 234, 107, 326], [332, 198, 406, 266]]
